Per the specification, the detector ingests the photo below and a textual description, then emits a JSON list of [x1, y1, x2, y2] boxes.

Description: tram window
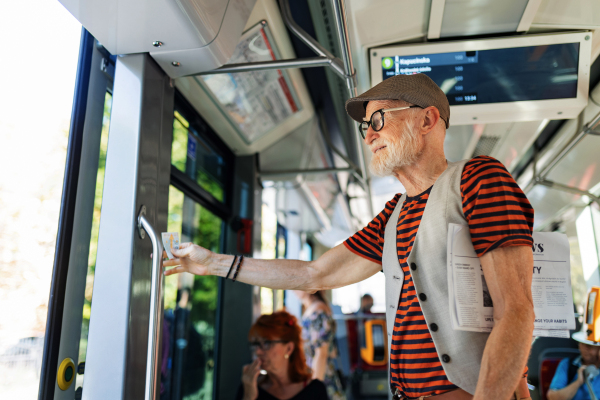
[[171, 101, 231, 203], [163, 185, 223, 399], [75, 92, 113, 388]]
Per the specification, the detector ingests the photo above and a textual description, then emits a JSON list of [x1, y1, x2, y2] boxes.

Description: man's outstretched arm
[[473, 245, 535, 400], [164, 242, 382, 292]]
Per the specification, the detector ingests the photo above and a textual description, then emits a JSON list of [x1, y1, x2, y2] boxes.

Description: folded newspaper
[[447, 223, 575, 338]]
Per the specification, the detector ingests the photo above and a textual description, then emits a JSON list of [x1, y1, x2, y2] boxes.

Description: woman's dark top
[[235, 379, 328, 400]]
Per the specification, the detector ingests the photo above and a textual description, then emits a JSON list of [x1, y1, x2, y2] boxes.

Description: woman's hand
[[241, 359, 261, 400], [163, 242, 213, 276]]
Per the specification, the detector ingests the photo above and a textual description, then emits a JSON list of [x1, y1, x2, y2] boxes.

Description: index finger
[[163, 258, 181, 267]]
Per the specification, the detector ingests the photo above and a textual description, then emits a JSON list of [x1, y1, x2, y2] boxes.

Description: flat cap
[[345, 74, 450, 128]]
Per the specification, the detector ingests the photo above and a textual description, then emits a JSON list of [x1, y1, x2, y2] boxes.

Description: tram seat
[[537, 348, 580, 400]]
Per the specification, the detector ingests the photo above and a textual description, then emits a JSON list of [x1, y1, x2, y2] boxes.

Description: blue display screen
[[381, 43, 580, 105]]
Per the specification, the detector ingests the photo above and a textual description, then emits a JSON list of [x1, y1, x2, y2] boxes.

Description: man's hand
[[163, 243, 213, 276], [547, 365, 586, 400], [577, 365, 586, 386]]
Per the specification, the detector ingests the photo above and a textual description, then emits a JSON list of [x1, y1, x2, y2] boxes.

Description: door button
[[441, 354, 451, 363], [419, 293, 427, 301]]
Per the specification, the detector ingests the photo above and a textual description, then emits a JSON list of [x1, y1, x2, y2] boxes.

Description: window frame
[[170, 90, 235, 221]]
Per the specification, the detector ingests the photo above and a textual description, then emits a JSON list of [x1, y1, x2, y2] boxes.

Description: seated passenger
[[548, 333, 600, 400], [236, 310, 328, 400], [358, 293, 373, 314]]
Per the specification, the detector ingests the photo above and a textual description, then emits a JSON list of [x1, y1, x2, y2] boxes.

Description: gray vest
[[382, 160, 489, 395]]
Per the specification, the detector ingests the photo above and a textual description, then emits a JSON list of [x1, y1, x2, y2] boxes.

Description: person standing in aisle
[[293, 290, 346, 400]]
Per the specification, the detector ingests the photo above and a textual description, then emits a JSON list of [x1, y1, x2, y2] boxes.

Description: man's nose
[[364, 125, 378, 145]]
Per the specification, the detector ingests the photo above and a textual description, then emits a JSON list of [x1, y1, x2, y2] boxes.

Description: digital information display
[[381, 43, 580, 106]]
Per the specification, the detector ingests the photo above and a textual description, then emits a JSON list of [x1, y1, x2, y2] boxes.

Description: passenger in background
[[294, 290, 347, 400], [548, 333, 600, 400], [359, 293, 373, 314], [237, 311, 328, 400]]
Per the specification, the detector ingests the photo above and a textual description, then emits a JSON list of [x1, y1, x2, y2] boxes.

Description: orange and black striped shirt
[[344, 156, 534, 398]]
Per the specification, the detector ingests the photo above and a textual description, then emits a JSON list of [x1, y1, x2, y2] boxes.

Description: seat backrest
[[539, 358, 563, 400], [538, 348, 581, 400]]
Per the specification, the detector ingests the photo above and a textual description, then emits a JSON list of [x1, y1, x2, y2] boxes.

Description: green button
[[382, 57, 394, 69], [65, 366, 74, 382]]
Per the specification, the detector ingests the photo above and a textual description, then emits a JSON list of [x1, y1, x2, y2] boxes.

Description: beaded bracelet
[[232, 255, 244, 282], [225, 255, 237, 280]]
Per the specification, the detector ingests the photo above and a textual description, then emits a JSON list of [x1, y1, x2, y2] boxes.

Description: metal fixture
[[525, 110, 600, 205], [195, 57, 334, 75], [152, 41, 163, 47], [189, 0, 375, 215], [259, 167, 355, 178], [172, 61, 180, 67], [137, 206, 164, 400], [330, 0, 373, 213]]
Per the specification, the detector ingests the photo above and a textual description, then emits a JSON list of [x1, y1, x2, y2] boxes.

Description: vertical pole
[[330, 0, 375, 216]]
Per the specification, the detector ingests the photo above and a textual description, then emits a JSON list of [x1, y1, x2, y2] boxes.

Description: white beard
[[369, 120, 422, 177]]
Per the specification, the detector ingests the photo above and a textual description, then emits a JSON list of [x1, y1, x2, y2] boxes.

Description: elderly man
[[165, 74, 535, 400]]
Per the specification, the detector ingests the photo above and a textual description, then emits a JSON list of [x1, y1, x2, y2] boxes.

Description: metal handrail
[[192, 57, 334, 76], [278, 0, 346, 79], [137, 206, 164, 400], [538, 110, 600, 180], [524, 110, 600, 206]]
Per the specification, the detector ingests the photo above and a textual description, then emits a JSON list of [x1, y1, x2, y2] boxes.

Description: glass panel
[[171, 112, 227, 203], [76, 91, 113, 390], [0, 2, 80, 397], [260, 288, 274, 315], [162, 185, 223, 400]]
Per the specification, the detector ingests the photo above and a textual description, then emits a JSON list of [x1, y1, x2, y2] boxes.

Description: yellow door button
[[57, 358, 75, 391]]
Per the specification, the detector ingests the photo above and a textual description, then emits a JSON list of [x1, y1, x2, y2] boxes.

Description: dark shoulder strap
[[567, 357, 579, 383]]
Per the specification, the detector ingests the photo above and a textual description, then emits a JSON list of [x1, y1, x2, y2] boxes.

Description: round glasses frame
[[359, 105, 422, 139], [248, 340, 286, 352]]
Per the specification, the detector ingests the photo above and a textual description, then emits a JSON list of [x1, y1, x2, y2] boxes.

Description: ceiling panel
[[533, 0, 600, 27], [545, 134, 600, 192], [440, 0, 529, 37]]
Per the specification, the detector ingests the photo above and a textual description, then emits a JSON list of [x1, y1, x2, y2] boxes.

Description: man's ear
[[420, 106, 441, 134]]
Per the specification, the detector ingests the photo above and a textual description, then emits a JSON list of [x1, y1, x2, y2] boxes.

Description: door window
[[76, 91, 113, 390], [163, 185, 223, 400]]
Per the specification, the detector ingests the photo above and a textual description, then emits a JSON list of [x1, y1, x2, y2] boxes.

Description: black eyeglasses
[[359, 105, 422, 139], [249, 340, 286, 352]]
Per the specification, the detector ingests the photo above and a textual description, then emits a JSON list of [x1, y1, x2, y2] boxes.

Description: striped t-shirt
[[344, 156, 534, 398]]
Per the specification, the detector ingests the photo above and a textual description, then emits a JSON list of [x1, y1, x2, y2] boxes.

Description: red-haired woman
[[236, 310, 328, 400]]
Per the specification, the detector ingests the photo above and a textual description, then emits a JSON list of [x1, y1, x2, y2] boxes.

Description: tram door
[[40, 30, 257, 400]]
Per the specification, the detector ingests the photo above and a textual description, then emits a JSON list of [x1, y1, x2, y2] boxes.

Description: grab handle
[[137, 205, 164, 400]]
